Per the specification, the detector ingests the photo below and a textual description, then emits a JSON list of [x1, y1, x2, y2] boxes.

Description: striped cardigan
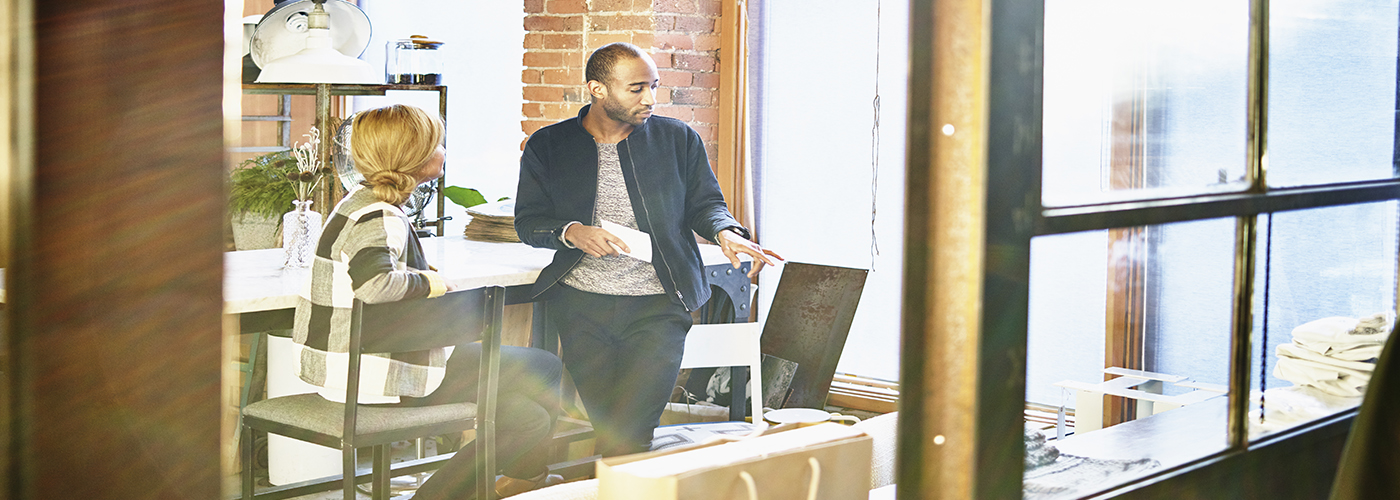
[[292, 187, 448, 402]]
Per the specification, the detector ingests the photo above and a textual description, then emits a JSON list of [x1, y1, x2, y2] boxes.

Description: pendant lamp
[[252, 0, 379, 85]]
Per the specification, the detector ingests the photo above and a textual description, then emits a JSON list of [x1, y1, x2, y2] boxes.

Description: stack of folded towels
[[1274, 312, 1393, 398]]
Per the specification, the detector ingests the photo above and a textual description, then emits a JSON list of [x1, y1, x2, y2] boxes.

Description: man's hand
[[718, 228, 783, 278], [565, 224, 631, 258]]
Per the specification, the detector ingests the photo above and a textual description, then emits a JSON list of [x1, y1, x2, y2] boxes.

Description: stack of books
[[463, 199, 520, 243]]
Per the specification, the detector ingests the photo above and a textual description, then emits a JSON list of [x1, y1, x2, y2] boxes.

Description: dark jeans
[[398, 343, 562, 499], [546, 286, 693, 457]]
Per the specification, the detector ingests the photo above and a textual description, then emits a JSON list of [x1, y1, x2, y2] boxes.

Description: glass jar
[[386, 35, 445, 85]]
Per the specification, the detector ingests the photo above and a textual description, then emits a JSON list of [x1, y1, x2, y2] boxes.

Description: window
[[1016, 0, 1400, 496]]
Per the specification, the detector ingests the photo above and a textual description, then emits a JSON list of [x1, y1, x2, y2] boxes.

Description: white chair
[[679, 321, 765, 420], [677, 262, 784, 420]]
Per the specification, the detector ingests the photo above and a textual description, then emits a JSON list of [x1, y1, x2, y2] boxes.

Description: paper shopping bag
[[597, 422, 873, 500]]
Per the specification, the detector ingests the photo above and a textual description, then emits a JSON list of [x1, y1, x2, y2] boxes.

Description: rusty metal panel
[[759, 262, 868, 409]]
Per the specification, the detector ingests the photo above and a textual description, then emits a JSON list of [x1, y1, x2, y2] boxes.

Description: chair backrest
[[345, 285, 505, 413], [357, 285, 498, 353], [757, 262, 867, 409]]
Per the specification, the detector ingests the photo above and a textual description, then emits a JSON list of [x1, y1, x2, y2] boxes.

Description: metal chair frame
[[240, 286, 505, 500]]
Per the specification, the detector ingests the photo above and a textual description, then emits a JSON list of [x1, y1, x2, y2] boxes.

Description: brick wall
[[522, 0, 723, 168]]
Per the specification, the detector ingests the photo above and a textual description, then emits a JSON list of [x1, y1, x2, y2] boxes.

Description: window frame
[[900, 0, 1400, 498]]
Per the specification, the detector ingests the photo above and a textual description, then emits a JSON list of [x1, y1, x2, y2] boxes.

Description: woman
[[291, 104, 562, 498]]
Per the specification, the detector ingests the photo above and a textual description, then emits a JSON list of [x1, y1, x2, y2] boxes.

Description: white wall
[[354, 1, 525, 235], [759, 0, 908, 381]]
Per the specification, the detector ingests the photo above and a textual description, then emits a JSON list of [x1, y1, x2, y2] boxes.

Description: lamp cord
[[870, 0, 882, 271]]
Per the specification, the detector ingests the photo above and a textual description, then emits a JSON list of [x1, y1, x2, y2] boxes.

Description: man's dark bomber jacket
[[514, 104, 743, 311]]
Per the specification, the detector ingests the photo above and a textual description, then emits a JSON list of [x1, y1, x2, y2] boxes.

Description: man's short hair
[[585, 42, 647, 85]]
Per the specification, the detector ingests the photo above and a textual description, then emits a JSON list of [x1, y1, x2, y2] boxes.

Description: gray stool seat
[[243, 394, 477, 444]]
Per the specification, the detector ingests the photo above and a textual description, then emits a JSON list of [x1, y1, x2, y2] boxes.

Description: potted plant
[[229, 150, 297, 250]]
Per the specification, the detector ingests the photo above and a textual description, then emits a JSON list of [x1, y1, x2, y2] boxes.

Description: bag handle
[[738, 457, 822, 500]]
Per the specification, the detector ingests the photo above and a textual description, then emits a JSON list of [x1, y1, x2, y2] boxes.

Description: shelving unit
[[241, 83, 449, 236]]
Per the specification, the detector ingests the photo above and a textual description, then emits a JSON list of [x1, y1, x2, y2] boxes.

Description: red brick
[[670, 88, 714, 106], [522, 102, 544, 118], [670, 15, 715, 33], [696, 0, 720, 16], [562, 15, 586, 31], [654, 33, 693, 50], [588, 33, 632, 48], [525, 0, 545, 14], [522, 69, 542, 84], [525, 15, 567, 32], [542, 68, 584, 85], [523, 86, 565, 102], [543, 103, 581, 119], [692, 106, 718, 123], [564, 52, 588, 68], [704, 143, 718, 167], [631, 33, 656, 48], [654, 0, 697, 14], [693, 125, 717, 142], [592, 0, 636, 12], [693, 34, 720, 51], [562, 88, 590, 103], [524, 51, 566, 68], [658, 69, 692, 87], [547, 0, 587, 14], [657, 88, 672, 104], [673, 53, 716, 72], [523, 120, 554, 136], [541, 33, 583, 50], [590, 14, 653, 32], [652, 15, 675, 30], [650, 52, 673, 68], [691, 71, 719, 89], [656, 105, 693, 121]]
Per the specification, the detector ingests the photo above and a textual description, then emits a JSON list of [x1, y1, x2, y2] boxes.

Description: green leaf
[[444, 186, 488, 208], [229, 150, 298, 219]]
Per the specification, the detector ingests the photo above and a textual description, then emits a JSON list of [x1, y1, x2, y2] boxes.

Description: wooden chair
[[240, 286, 506, 500]]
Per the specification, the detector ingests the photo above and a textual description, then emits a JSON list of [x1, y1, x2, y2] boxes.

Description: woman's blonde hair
[[350, 104, 445, 206]]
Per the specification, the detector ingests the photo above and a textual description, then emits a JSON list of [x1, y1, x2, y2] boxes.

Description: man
[[515, 42, 779, 457]]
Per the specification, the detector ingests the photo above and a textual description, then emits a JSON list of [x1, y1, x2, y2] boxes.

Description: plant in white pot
[[229, 150, 297, 250]]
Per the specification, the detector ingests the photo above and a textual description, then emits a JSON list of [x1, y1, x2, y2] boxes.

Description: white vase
[[282, 200, 322, 268]]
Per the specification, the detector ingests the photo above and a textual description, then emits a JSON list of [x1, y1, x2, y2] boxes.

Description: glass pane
[[1024, 219, 1235, 499], [1043, 0, 1250, 207], [1267, 1, 1400, 187], [1249, 202, 1398, 439]]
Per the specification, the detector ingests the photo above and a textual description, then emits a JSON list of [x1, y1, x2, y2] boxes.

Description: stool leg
[[241, 425, 254, 499], [373, 445, 390, 500], [343, 446, 356, 500]]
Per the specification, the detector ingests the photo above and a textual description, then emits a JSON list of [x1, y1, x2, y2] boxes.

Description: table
[[225, 236, 755, 486], [226, 235, 753, 329]]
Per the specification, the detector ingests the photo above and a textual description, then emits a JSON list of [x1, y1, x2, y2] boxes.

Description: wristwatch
[[721, 225, 751, 241]]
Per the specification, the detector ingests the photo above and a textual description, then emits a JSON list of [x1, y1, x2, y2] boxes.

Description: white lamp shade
[[256, 28, 380, 84]]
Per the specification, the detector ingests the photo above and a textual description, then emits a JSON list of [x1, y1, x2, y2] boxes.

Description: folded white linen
[[1274, 358, 1370, 397], [1274, 342, 1375, 398], [1276, 343, 1378, 374], [1292, 338, 1385, 361], [1289, 313, 1392, 347]]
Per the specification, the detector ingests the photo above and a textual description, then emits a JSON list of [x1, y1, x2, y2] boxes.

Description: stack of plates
[[464, 199, 520, 243]]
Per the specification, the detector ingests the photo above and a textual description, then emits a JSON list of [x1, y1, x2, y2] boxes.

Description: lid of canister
[[400, 34, 444, 49]]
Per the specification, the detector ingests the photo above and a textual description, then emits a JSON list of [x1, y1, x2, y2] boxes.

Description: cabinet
[[240, 83, 449, 236]]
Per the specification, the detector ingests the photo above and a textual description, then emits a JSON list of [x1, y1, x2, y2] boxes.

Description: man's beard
[[602, 97, 649, 126]]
